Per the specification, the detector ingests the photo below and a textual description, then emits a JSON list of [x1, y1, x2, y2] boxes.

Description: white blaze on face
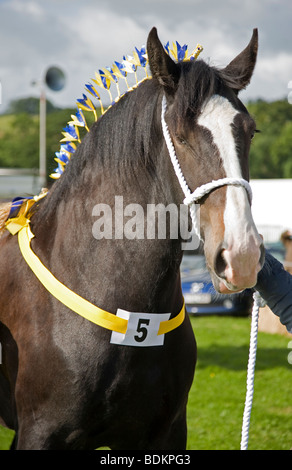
[[198, 94, 262, 289], [198, 94, 247, 232]]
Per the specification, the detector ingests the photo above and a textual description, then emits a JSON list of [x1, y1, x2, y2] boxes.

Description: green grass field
[[0, 315, 291, 450], [187, 316, 291, 450]]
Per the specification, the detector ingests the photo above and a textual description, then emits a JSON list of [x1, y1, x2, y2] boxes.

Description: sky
[[0, 0, 292, 112]]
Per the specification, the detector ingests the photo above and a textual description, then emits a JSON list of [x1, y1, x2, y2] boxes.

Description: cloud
[[250, 52, 292, 101], [0, 0, 73, 109], [0, 0, 291, 112], [7, 0, 44, 18]]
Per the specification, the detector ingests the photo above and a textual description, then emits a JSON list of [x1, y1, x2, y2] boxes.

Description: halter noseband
[[161, 95, 253, 239]]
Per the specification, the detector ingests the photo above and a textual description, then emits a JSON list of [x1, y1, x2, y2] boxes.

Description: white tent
[[251, 179, 292, 242]]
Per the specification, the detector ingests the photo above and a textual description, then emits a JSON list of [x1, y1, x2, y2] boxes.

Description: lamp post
[[39, 82, 47, 188], [34, 66, 65, 188]]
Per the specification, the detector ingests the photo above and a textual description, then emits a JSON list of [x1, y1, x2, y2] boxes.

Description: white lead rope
[[240, 292, 266, 450], [161, 94, 264, 451]]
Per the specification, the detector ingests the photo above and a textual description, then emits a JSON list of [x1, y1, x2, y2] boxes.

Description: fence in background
[[0, 168, 41, 199]]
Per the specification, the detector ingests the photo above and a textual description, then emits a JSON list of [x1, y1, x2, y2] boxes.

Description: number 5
[[134, 318, 150, 342]]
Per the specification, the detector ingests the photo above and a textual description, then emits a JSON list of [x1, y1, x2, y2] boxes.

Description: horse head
[[147, 27, 264, 294]]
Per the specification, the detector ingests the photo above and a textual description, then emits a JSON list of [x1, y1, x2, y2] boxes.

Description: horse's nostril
[[214, 248, 227, 279]]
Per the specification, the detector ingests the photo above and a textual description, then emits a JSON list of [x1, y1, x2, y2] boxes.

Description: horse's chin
[[211, 273, 244, 295]]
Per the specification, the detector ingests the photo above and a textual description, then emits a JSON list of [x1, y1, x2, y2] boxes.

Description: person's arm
[[256, 251, 292, 334]]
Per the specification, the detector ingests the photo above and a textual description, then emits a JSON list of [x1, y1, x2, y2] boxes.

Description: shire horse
[[0, 28, 264, 449]]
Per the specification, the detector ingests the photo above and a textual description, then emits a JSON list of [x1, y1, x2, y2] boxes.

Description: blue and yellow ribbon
[[50, 38, 203, 179]]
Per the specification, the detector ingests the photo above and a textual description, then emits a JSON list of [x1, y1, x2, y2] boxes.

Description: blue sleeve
[[256, 251, 292, 334]]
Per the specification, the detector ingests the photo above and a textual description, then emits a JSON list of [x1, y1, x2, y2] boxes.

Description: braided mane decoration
[[50, 40, 203, 179]]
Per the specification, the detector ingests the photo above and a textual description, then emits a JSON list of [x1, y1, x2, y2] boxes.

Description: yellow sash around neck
[[5, 215, 185, 336]]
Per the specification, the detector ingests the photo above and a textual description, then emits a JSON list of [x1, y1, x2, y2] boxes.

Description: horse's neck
[[33, 151, 183, 314]]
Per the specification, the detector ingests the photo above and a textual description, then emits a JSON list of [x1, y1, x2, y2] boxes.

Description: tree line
[[0, 97, 291, 183], [248, 99, 292, 179]]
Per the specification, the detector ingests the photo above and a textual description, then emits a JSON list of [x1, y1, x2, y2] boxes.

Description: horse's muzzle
[[213, 241, 265, 293]]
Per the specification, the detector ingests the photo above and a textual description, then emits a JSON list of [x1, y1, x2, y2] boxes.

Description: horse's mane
[[62, 60, 223, 175], [30, 78, 161, 224], [30, 59, 225, 225]]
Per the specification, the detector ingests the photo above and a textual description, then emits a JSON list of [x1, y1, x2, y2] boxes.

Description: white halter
[[161, 95, 253, 239]]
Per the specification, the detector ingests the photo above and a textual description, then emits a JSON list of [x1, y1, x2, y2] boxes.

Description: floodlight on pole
[[36, 66, 65, 187]]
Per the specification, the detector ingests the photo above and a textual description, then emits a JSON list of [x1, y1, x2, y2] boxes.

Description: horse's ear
[[222, 28, 258, 92], [147, 27, 180, 96]]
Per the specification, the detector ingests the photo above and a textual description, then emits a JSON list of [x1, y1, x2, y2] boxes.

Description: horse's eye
[[177, 136, 187, 146]]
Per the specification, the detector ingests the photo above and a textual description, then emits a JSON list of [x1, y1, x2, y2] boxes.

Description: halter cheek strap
[[161, 95, 253, 239]]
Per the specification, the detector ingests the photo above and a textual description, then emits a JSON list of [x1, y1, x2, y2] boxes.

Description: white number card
[[110, 309, 171, 347]]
